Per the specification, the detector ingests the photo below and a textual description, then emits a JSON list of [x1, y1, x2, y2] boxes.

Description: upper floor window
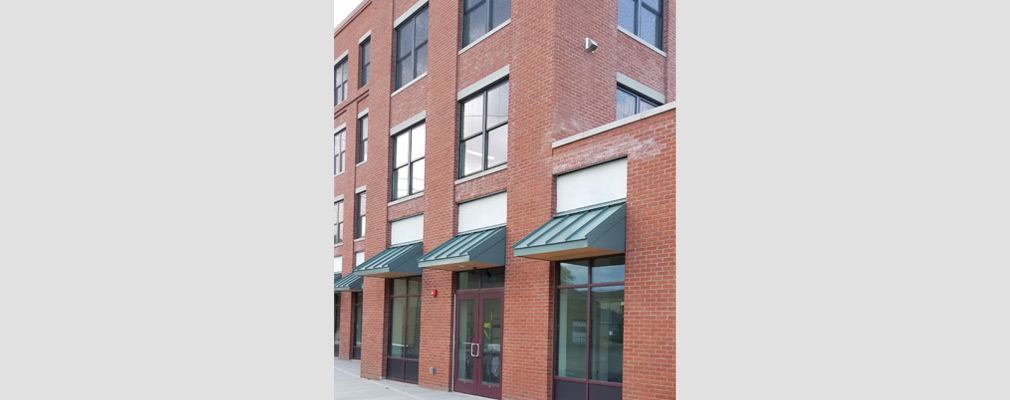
[[334, 59, 348, 105], [460, 80, 509, 177], [615, 86, 659, 120], [392, 123, 426, 199], [618, 0, 663, 49], [462, 0, 511, 47], [395, 6, 429, 89], [357, 115, 368, 164], [355, 191, 366, 239], [359, 38, 371, 87], [334, 200, 344, 244], [334, 129, 346, 175]]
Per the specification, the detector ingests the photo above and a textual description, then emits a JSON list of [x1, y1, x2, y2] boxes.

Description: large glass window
[[334, 59, 348, 105], [357, 115, 368, 164], [618, 0, 663, 49], [355, 191, 366, 239], [334, 200, 344, 244], [394, 6, 429, 89], [334, 294, 341, 353], [555, 256, 625, 400], [359, 38, 370, 87], [616, 86, 660, 120], [351, 292, 363, 359], [462, 0, 510, 47], [388, 276, 422, 382], [459, 80, 509, 177], [391, 123, 425, 199], [334, 129, 346, 175]]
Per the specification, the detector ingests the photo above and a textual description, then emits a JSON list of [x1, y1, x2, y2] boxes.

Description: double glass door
[[455, 290, 503, 399]]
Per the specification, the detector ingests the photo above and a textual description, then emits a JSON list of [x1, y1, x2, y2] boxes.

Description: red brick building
[[332, 0, 674, 399]]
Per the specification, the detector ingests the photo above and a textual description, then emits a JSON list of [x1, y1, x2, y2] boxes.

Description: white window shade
[[355, 252, 365, 266], [556, 158, 627, 212], [458, 192, 507, 232], [334, 256, 343, 273], [391, 214, 424, 245]]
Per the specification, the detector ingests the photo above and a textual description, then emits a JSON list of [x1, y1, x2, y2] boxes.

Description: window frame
[[357, 115, 368, 164], [359, 38, 371, 88], [458, 79, 509, 178], [390, 122, 426, 200], [334, 58, 348, 105], [394, 6, 429, 90], [334, 129, 346, 175], [462, 0, 511, 48], [354, 191, 366, 239], [553, 255, 626, 398], [334, 200, 344, 244], [619, 0, 664, 49], [616, 85, 660, 120]]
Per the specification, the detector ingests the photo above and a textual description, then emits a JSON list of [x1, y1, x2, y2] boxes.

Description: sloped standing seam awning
[[333, 272, 363, 292], [513, 201, 626, 261], [353, 242, 424, 278], [333, 273, 342, 292], [418, 226, 506, 271]]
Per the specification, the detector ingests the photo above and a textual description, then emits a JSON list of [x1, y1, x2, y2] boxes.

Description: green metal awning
[[353, 242, 424, 278], [418, 226, 506, 271], [513, 201, 626, 261], [333, 272, 363, 292]]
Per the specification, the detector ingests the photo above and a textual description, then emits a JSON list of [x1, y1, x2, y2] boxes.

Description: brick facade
[[334, 0, 674, 399]]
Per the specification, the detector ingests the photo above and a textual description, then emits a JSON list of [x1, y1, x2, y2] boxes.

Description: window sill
[[618, 26, 666, 57], [388, 192, 423, 206], [390, 72, 427, 98], [334, 172, 345, 178], [355, 160, 366, 167], [354, 237, 365, 242], [458, 19, 511, 56], [455, 164, 507, 185]]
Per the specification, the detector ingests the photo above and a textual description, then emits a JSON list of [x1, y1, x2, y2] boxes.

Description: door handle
[[474, 343, 480, 357], [469, 342, 477, 357]]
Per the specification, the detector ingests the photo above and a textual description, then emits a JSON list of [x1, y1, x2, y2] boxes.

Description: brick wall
[[334, 0, 675, 399]]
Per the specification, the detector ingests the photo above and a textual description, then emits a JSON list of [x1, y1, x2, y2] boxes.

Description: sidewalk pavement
[[334, 358, 483, 400]]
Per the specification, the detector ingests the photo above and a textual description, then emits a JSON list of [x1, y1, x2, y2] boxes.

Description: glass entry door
[[455, 290, 503, 399]]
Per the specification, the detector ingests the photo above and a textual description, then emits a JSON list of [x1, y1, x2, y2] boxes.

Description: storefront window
[[555, 256, 625, 400], [388, 276, 422, 382]]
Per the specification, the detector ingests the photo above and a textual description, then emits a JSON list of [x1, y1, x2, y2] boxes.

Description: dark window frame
[[351, 292, 363, 359], [458, 79, 509, 178], [394, 6, 429, 90], [391, 122, 426, 200], [462, 0, 511, 48], [354, 191, 366, 239], [334, 58, 348, 105], [553, 255, 626, 400], [619, 0, 663, 49], [616, 85, 660, 120], [386, 276, 422, 382], [334, 200, 344, 244], [334, 293, 341, 354], [334, 129, 346, 175], [359, 38, 371, 87], [357, 115, 368, 164]]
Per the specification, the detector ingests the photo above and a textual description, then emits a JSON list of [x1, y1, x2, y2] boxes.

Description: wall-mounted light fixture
[[585, 38, 599, 52]]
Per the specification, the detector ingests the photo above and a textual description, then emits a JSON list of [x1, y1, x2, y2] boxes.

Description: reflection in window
[[463, 0, 511, 47], [616, 86, 660, 120], [392, 123, 425, 199], [555, 256, 626, 398], [459, 80, 509, 177], [395, 7, 429, 89], [618, 0, 663, 49]]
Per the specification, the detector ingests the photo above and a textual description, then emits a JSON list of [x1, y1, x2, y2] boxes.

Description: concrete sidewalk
[[334, 358, 483, 400]]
